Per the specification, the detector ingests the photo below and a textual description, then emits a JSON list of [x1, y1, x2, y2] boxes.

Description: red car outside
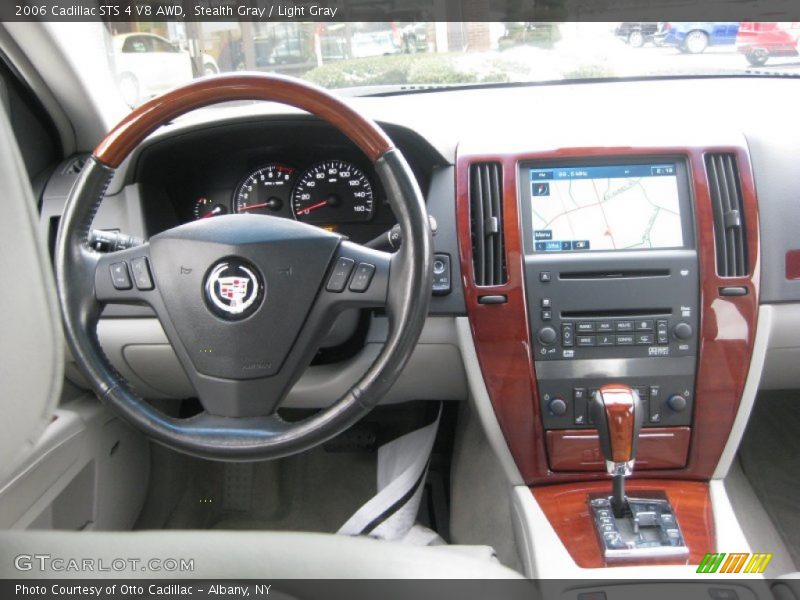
[[736, 21, 800, 66]]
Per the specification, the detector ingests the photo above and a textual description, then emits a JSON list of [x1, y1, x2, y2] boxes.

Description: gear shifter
[[587, 384, 688, 560], [589, 384, 643, 517]]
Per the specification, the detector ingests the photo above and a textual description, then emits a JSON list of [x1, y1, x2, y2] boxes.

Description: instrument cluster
[[191, 159, 376, 235]]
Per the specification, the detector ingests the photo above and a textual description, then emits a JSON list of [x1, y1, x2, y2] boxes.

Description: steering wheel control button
[[431, 253, 451, 295], [326, 257, 355, 292], [110, 262, 132, 290], [349, 262, 376, 293], [204, 258, 264, 320], [130, 257, 154, 290]]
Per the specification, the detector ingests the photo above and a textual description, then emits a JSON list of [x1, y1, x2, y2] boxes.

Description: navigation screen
[[529, 164, 684, 252]]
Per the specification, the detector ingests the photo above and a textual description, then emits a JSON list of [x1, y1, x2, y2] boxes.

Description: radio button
[[597, 321, 614, 332], [674, 322, 693, 340], [577, 335, 596, 347], [615, 320, 634, 332], [561, 323, 574, 347], [577, 322, 595, 333], [656, 320, 669, 344], [616, 334, 634, 345], [597, 334, 614, 346], [538, 326, 557, 345], [636, 319, 654, 331], [541, 310, 552, 321], [636, 333, 655, 345], [541, 297, 552, 308]]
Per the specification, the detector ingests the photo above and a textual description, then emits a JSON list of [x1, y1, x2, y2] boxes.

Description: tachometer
[[232, 164, 296, 215], [291, 161, 374, 224]]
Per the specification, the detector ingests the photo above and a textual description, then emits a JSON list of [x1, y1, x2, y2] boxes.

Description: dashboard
[[37, 76, 800, 422]]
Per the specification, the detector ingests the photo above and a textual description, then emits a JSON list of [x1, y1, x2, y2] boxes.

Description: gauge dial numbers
[[291, 161, 374, 224], [232, 164, 297, 215]]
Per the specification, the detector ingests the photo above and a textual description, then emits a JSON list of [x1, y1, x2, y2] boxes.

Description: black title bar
[[4, 0, 800, 22]]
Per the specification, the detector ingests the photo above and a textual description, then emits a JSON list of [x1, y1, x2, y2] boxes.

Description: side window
[[150, 37, 177, 53], [122, 36, 149, 53]]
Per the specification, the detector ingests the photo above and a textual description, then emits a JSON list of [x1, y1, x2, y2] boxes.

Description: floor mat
[[739, 391, 800, 566], [164, 448, 377, 533]]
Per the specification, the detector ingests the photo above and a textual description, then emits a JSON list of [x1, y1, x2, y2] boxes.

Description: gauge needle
[[201, 206, 223, 218], [239, 202, 270, 212], [298, 200, 328, 215]]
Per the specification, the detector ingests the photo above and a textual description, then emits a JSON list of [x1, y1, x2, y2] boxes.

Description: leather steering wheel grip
[[56, 73, 432, 460]]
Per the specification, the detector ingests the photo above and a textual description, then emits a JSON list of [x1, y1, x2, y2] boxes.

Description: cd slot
[[561, 309, 671, 319], [559, 269, 670, 280]]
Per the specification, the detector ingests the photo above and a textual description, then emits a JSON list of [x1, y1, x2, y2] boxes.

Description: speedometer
[[291, 160, 374, 224]]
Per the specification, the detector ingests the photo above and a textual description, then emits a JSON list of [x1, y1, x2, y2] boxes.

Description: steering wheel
[[56, 74, 432, 460]]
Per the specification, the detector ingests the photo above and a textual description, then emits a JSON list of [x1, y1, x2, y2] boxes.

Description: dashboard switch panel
[[432, 253, 452, 295]]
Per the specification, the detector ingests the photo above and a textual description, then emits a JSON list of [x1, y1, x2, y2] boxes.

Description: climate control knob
[[538, 326, 557, 345], [667, 394, 687, 412], [548, 397, 567, 416], [673, 322, 693, 340]]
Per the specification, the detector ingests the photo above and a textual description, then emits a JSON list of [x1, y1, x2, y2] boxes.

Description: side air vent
[[62, 155, 89, 176], [469, 162, 507, 286], [705, 153, 748, 277]]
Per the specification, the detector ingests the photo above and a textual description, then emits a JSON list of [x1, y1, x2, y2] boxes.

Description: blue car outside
[[655, 22, 740, 54]]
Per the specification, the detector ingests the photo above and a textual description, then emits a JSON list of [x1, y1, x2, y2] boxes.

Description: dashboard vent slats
[[705, 153, 748, 277], [469, 162, 507, 286], [62, 155, 89, 176]]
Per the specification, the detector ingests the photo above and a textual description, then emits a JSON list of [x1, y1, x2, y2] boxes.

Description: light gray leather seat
[[0, 101, 521, 581], [0, 530, 523, 578]]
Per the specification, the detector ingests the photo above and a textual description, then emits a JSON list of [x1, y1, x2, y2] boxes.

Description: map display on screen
[[530, 164, 684, 252]]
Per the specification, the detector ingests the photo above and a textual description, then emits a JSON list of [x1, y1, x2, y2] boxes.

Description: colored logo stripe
[[696, 552, 773, 574], [744, 553, 773, 574]]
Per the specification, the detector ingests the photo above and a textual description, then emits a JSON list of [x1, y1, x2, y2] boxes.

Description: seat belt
[[338, 405, 442, 543]]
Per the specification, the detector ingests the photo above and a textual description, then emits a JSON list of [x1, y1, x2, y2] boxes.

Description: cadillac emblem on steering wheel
[[204, 258, 265, 320]]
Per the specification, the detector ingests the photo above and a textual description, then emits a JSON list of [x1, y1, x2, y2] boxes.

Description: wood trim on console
[[546, 427, 690, 472], [532, 480, 714, 568], [456, 146, 759, 485], [94, 74, 393, 168]]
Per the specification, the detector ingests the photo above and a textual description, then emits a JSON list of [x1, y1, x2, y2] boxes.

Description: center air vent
[[705, 153, 748, 277], [469, 162, 507, 286]]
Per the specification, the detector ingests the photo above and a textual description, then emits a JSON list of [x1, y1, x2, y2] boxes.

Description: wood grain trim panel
[[456, 146, 759, 485], [547, 427, 690, 472], [532, 480, 714, 568], [94, 74, 393, 168], [786, 250, 800, 280]]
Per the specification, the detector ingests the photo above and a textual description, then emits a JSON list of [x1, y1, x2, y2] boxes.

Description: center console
[[520, 159, 698, 440], [455, 141, 760, 568]]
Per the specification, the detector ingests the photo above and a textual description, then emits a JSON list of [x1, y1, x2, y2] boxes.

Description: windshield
[[99, 21, 799, 106]]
